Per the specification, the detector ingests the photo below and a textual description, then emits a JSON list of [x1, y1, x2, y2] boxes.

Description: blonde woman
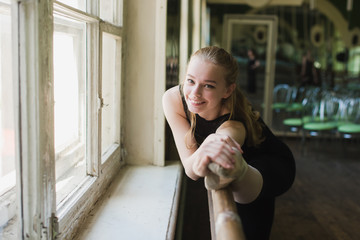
[[162, 46, 295, 239]]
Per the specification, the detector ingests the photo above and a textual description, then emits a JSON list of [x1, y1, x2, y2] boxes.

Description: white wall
[[123, 0, 166, 165]]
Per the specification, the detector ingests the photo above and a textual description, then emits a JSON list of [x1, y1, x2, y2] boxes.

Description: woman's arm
[[162, 86, 238, 180], [162, 86, 198, 179]]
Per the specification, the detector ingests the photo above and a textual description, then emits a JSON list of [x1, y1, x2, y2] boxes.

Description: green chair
[[282, 87, 320, 134], [283, 116, 312, 133], [338, 124, 360, 138], [302, 92, 339, 138], [272, 84, 291, 112], [337, 97, 360, 139], [285, 86, 306, 114]]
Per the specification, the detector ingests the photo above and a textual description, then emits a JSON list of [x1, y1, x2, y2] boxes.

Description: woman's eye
[[187, 79, 194, 84], [205, 84, 215, 89]]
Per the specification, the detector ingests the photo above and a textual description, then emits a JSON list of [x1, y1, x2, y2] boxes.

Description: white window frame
[[54, 2, 124, 239], [13, 0, 55, 238], [53, 0, 100, 217], [99, 22, 122, 165], [53, 14, 87, 193], [12, 0, 124, 238]]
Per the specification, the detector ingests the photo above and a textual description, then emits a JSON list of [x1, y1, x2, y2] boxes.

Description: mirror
[[222, 14, 278, 127]]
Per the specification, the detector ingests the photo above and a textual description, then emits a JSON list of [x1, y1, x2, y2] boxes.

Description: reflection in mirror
[[222, 14, 278, 128]]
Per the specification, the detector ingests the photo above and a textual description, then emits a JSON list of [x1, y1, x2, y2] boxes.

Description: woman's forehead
[[188, 58, 224, 74]]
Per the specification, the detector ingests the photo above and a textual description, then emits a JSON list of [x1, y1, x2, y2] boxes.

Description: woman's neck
[[198, 106, 231, 121]]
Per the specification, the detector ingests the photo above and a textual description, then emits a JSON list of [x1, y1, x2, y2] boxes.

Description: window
[[0, 0, 17, 237], [101, 32, 121, 163], [100, 0, 123, 26], [53, 15, 87, 205], [0, 2, 14, 195], [7, 0, 124, 238], [57, 0, 86, 11]]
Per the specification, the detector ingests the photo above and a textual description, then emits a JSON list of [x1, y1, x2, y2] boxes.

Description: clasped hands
[[192, 133, 248, 190], [205, 149, 248, 190]]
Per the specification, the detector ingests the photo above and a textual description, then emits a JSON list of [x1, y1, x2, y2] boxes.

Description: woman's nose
[[192, 85, 202, 97]]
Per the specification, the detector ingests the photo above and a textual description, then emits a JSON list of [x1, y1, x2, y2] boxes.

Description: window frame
[[53, 2, 124, 238], [11, 0, 124, 238], [53, 15, 87, 195], [99, 22, 122, 164], [13, 0, 55, 238]]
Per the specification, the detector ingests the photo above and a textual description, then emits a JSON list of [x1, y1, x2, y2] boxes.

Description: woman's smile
[[188, 97, 205, 106]]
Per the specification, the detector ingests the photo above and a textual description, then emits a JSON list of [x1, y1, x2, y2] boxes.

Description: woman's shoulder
[[163, 85, 180, 100], [162, 85, 183, 109], [162, 85, 186, 118]]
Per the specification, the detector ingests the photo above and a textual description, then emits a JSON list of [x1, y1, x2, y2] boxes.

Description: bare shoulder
[[162, 85, 180, 103], [162, 85, 186, 118]]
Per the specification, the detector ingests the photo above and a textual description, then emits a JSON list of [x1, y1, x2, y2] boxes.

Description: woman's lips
[[188, 98, 204, 106]]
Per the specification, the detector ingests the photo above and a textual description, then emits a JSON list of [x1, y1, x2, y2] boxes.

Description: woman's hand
[[205, 148, 248, 190], [192, 133, 242, 177]]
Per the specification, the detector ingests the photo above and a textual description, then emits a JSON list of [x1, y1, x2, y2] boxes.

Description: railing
[[208, 187, 246, 240]]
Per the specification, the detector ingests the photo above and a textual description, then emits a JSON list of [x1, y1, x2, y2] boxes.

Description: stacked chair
[[337, 95, 360, 139], [302, 90, 340, 139], [272, 84, 292, 113], [277, 84, 360, 144], [282, 86, 320, 134]]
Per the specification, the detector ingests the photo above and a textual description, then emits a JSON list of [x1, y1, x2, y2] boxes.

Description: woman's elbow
[[184, 168, 200, 181]]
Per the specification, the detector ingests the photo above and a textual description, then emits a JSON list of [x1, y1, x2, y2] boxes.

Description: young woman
[[162, 46, 295, 240]]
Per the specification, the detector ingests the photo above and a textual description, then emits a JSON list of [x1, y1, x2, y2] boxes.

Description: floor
[[176, 136, 360, 240], [270, 137, 360, 240]]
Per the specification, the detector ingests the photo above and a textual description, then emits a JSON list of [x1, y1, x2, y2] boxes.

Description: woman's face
[[183, 56, 234, 120]]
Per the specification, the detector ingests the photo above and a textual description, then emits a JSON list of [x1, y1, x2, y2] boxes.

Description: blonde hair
[[182, 46, 264, 147]]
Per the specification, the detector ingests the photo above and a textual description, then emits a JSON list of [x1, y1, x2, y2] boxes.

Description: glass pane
[[101, 33, 120, 162], [100, 0, 122, 26], [100, 0, 114, 23], [53, 16, 87, 206], [0, 4, 17, 238], [0, 6, 14, 197], [57, 0, 86, 11]]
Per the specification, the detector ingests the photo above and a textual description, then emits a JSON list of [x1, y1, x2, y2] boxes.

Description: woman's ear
[[224, 83, 236, 99]]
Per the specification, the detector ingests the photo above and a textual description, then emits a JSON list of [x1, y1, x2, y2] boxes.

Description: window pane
[[100, 0, 123, 26], [53, 16, 87, 206], [57, 0, 86, 11], [101, 33, 121, 162], [0, 3, 17, 238]]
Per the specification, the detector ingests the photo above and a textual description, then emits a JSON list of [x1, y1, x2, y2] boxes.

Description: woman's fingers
[[221, 135, 242, 153], [206, 133, 242, 154], [193, 133, 243, 178], [204, 140, 235, 168]]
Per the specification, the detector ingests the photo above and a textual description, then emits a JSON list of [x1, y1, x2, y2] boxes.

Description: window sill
[[74, 161, 183, 240]]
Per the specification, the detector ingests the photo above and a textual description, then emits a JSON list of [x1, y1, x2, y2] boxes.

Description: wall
[[123, 0, 166, 165]]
